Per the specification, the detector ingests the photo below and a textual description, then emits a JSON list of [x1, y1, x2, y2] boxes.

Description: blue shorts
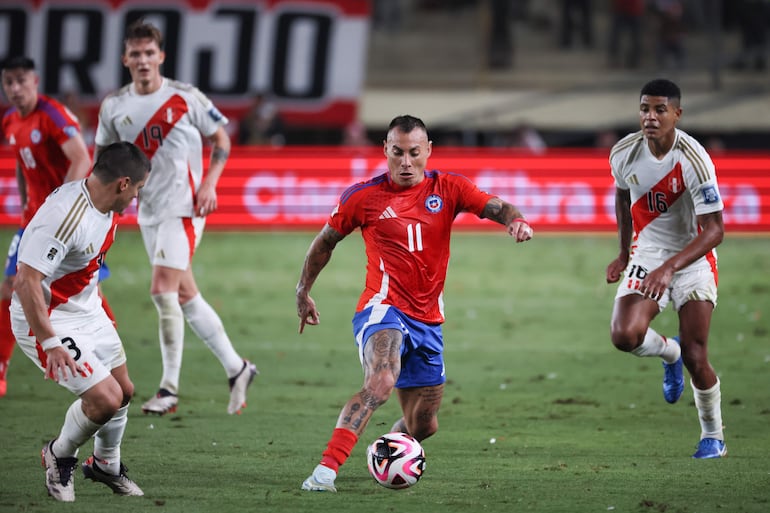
[[98, 261, 111, 281], [352, 305, 445, 388], [6, 227, 110, 281], [4, 228, 23, 277]]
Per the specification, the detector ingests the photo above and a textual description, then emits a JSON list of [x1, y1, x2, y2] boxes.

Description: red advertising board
[[0, 147, 768, 232]]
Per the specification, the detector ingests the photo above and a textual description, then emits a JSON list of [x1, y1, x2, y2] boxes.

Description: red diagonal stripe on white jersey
[[48, 217, 118, 313], [631, 163, 686, 236], [133, 94, 188, 161]]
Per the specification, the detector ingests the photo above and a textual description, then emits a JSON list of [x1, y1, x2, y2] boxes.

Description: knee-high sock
[[181, 294, 243, 377], [151, 292, 185, 394], [320, 428, 359, 472], [93, 404, 128, 475], [692, 378, 724, 440], [631, 328, 680, 364], [0, 298, 16, 365], [53, 399, 102, 458]]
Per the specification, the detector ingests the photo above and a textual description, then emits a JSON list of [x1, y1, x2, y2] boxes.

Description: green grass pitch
[[0, 229, 768, 513]]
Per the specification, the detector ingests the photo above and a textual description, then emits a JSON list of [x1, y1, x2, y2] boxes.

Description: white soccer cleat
[[41, 440, 77, 502], [141, 388, 178, 415], [82, 456, 144, 496], [301, 464, 337, 492], [227, 360, 259, 415]]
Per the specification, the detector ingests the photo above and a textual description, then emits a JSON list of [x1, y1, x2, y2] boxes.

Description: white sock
[[152, 292, 185, 394], [181, 294, 243, 377], [53, 399, 102, 457], [692, 378, 724, 440], [631, 329, 680, 364], [93, 404, 128, 475], [313, 463, 337, 483]]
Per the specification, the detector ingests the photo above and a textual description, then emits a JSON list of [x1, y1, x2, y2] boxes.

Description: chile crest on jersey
[[425, 194, 443, 214]]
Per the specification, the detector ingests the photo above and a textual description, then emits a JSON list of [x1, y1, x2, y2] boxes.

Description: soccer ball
[[366, 432, 426, 489]]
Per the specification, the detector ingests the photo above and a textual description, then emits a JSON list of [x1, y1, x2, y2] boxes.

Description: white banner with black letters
[[0, 0, 371, 126]]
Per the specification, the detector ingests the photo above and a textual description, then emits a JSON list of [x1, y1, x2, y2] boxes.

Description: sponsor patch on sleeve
[[208, 107, 224, 122], [45, 246, 59, 262], [701, 185, 720, 204], [63, 125, 78, 138]]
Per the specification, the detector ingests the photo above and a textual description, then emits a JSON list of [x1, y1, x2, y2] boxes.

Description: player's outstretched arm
[[296, 224, 345, 333], [481, 197, 533, 242]]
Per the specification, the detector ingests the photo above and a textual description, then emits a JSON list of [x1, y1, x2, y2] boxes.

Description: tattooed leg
[[395, 384, 444, 442], [334, 328, 403, 437]]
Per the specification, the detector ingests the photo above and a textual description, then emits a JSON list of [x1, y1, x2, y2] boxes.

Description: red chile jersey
[[1, 95, 81, 227], [328, 170, 495, 324]]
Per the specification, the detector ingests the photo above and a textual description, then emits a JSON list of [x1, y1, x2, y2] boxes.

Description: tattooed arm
[[296, 224, 346, 333], [196, 126, 231, 216], [481, 197, 533, 242]]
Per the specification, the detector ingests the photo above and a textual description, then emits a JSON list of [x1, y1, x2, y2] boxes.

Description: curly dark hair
[[640, 79, 681, 102]]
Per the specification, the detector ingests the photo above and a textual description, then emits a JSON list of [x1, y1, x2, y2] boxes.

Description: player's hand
[[639, 265, 674, 301], [195, 182, 218, 217], [606, 257, 628, 283], [297, 294, 320, 334], [507, 218, 533, 242], [44, 346, 83, 382]]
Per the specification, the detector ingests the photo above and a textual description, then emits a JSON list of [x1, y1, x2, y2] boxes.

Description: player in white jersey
[[606, 79, 726, 459], [94, 20, 257, 416], [11, 142, 150, 502]]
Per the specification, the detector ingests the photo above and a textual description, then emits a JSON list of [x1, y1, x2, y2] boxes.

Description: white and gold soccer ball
[[366, 432, 426, 489]]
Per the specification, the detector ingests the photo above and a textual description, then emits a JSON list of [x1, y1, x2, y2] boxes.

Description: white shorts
[[615, 253, 718, 312], [140, 217, 205, 270], [13, 312, 127, 396]]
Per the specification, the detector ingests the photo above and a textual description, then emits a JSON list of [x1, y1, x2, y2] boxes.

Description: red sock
[[0, 299, 15, 364], [320, 428, 358, 472]]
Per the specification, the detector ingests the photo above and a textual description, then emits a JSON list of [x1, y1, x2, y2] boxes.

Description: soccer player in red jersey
[[0, 56, 92, 397], [296, 115, 534, 492]]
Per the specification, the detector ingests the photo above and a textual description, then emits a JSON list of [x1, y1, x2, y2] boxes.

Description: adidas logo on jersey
[[83, 242, 95, 255], [8, 135, 15, 145], [379, 206, 397, 219], [120, 116, 133, 126]]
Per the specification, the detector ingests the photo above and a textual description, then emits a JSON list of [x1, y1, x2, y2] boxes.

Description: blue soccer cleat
[[662, 336, 684, 403], [692, 438, 727, 459]]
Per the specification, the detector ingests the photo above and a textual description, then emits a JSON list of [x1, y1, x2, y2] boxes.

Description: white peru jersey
[[609, 128, 724, 266], [95, 78, 227, 225], [11, 180, 118, 327]]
